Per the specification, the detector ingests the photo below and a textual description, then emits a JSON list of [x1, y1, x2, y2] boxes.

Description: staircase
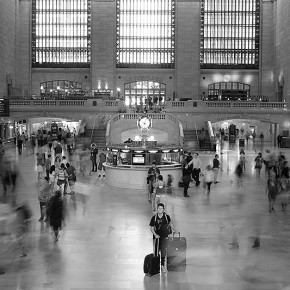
[[183, 129, 215, 152], [183, 130, 199, 151], [85, 128, 106, 149]]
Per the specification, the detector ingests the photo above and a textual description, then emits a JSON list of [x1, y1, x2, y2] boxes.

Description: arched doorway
[[124, 81, 166, 111]]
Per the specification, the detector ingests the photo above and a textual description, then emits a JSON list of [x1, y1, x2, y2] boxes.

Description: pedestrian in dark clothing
[[17, 138, 23, 155], [277, 134, 282, 148], [90, 145, 98, 172], [149, 203, 176, 273], [49, 190, 63, 242], [182, 168, 191, 197]]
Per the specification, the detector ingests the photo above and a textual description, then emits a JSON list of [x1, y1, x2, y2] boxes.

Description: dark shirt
[[148, 167, 160, 180], [90, 148, 98, 160], [149, 213, 171, 238], [213, 158, 220, 169]]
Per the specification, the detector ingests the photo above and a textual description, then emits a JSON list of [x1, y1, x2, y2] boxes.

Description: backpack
[[154, 213, 172, 236]]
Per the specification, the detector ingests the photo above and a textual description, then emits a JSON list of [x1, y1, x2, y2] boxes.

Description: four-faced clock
[[137, 116, 151, 130]]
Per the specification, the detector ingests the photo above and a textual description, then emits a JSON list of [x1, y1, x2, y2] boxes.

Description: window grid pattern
[[32, 0, 91, 68], [200, 0, 260, 69], [116, 0, 175, 68], [124, 81, 166, 106]]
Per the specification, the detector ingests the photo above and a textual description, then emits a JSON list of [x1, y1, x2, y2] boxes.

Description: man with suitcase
[[149, 203, 176, 273]]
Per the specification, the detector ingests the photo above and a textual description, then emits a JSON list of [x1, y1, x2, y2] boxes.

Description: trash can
[[239, 139, 245, 147]]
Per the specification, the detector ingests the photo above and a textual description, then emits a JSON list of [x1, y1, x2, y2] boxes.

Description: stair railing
[[91, 117, 96, 142]]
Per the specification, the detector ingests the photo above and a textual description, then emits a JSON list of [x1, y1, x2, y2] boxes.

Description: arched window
[[208, 82, 250, 101]]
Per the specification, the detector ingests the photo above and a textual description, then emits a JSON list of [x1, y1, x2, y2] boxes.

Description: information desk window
[[107, 150, 181, 166]]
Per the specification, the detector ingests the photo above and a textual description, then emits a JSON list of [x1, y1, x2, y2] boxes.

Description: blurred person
[[0, 140, 5, 161], [266, 167, 278, 213], [73, 144, 82, 172], [90, 144, 98, 173], [36, 152, 45, 179], [259, 132, 264, 147], [239, 149, 246, 171], [98, 149, 107, 177], [279, 163, 290, 214], [182, 167, 191, 197], [60, 155, 67, 167], [277, 153, 286, 178], [38, 177, 52, 221], [152, 175, 166, 212], [264, 149, 271, 175], [166, 174, 174, 195], [17, 137, 23, 155], [49, 165, 57, 189], [212, 154, 220, 183], [48, 190, 63, 242], [187, 152, 201, 186], [147, 162, 160, 202], [235, 160, 243, 188], [45, 154, 52, 179], [204, 165, 214, 197], [277, 133, 282, 148], [47, 135, 53, 152], [54, 155, 61, 169], [15, 202, 32, 258], [254, 152, 264, 178], [180, 153, 188, 177], [65, 163, 76, 195], [0, 159, 17, 203], [54, 142, 62, 158], [149, 203, 176, 273], [56, 163, 68, 194]]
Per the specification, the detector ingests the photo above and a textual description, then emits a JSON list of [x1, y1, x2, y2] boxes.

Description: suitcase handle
[[172, 232, 181, 238]]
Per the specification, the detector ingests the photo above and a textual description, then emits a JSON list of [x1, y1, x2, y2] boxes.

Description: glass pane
[[200, 0, 259, 69], [116, 0, 175, 68], [32, 0, 91, 67]]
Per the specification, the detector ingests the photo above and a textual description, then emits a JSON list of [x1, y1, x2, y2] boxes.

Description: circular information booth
[[104, 113, 184, 189]]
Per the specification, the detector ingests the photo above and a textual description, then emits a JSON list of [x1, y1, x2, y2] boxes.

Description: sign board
[[0, 99, 9, 117]]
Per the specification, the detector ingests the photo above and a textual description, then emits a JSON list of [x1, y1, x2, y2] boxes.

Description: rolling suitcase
[[167, 232, 187, 272], [144, 239, 160, 276]]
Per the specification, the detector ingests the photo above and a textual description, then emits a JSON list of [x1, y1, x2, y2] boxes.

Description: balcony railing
[[8, 98, 287, 111]]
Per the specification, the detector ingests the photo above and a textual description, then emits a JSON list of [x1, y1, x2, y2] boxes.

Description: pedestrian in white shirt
[[186, 152, 201, 186]]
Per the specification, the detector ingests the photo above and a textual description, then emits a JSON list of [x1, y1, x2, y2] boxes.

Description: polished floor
[[1, 141, 290, 290]]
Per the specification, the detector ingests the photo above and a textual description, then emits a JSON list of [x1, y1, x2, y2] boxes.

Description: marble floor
[[1, 141, 290, 290]]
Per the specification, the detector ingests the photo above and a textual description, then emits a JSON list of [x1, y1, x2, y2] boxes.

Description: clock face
[[138, 117, 151, 129]]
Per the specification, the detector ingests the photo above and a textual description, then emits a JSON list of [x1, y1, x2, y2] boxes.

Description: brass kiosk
[[104, 113, 184, 189]]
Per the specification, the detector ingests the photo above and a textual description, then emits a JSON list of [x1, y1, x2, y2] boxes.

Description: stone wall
[[0, 0, 17, 97]]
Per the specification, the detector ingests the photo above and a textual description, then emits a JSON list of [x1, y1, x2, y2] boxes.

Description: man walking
[[187, 152, 201, 186]]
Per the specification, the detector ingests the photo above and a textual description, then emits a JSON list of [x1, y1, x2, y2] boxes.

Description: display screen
[[133, 156, 145, 164]]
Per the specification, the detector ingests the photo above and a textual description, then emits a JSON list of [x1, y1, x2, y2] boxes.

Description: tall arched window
[[32, 0, 91, 67], [200, 0, 260, 69], [116, 0, 175, 68]]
